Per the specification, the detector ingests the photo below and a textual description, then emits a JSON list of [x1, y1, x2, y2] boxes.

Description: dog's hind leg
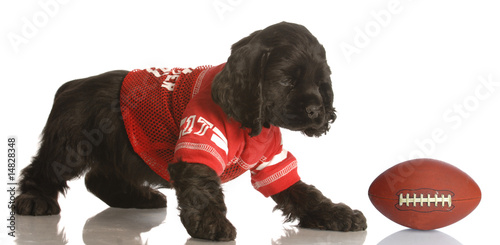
[[83, 110, 168, 209], [82, 106, 169, 209], [14, 143, 80, 215], [15, 70, 129, 215], [15, 105, 90, 215], [84, 167, 167, 209]]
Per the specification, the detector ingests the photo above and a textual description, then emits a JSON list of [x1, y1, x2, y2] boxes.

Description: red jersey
[[120, 64, 300, 197]]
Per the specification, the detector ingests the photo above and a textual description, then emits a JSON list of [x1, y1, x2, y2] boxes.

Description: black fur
[[168, 162, 236, 241], [15, 22, 366, 241], [212, 22, 336, 137], [15, 70, 170, 215], [272, 181, 367, 231]]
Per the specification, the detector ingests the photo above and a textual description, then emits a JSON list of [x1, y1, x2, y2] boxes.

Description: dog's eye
[[279, 78, 294, 87]]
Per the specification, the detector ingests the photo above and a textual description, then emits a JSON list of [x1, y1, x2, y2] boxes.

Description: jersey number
[[179, 115, 228, 154]]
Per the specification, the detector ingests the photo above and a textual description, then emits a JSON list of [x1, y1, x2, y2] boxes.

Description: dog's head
[[212, 22, 336, 137]]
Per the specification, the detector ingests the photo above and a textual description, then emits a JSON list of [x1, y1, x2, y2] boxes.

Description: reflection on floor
[[11, 206, 466, 245], [13, 207, 371, 245], [378, 229, 462, 245], [6, 181, 469, 245]]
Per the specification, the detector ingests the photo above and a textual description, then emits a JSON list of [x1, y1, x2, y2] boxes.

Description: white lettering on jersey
[[194, 116, 214, 136], [146, 67, 194, 92], [179, 115, 228, 155], [165, 74, 180, 81], [159, 68, 172, 73], [146, 68, 162, 77], [179, 115, 196, 137], [161, 81, 175, 91]]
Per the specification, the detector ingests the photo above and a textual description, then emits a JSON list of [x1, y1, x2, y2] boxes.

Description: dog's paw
[[349, 209, 368, 231], [15, 193, 60, 216], [299, 203, 367, 231], [180, 207, 237, 241], [145, 189, 167, 208]]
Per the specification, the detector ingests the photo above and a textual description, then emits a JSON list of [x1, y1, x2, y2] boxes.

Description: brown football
[[368, 158, 481, 230]]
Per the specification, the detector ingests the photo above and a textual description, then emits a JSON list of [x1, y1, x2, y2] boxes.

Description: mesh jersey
[[120, 64, 300, 197]]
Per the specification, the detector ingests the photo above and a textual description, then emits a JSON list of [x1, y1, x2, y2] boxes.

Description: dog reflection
[[83, 208, 166, 245]]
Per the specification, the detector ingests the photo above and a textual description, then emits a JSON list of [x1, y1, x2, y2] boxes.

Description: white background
[[1, 0, 499, 244]]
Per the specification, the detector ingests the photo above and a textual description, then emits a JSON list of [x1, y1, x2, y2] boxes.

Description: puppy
[[15, 22, 366, 241]]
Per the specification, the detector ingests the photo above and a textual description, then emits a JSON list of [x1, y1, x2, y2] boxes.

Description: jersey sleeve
[[174, 114, 230, 175], [249, 130, 301, 197]]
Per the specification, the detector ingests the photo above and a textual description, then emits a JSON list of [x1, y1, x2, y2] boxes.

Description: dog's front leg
[[168, 162, 236, 241], [271, 180, 367, 231]]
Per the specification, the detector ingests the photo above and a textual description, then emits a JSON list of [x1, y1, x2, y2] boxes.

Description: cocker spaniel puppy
[[15, 22, 366, 241]]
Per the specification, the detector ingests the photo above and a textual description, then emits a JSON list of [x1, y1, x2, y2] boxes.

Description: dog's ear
[[212, 30, 271, 137]]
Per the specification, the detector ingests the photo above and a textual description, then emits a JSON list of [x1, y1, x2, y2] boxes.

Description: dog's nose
[[306, 105, 321, 119]]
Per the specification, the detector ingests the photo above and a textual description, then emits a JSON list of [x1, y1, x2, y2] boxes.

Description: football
[[368, 158, 481, 230]]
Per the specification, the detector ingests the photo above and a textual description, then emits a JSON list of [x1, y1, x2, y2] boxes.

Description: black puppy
[[15, 22, 366, 241]]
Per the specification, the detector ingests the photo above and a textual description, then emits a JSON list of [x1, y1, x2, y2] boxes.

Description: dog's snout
[[306, 105, 321, 119]]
